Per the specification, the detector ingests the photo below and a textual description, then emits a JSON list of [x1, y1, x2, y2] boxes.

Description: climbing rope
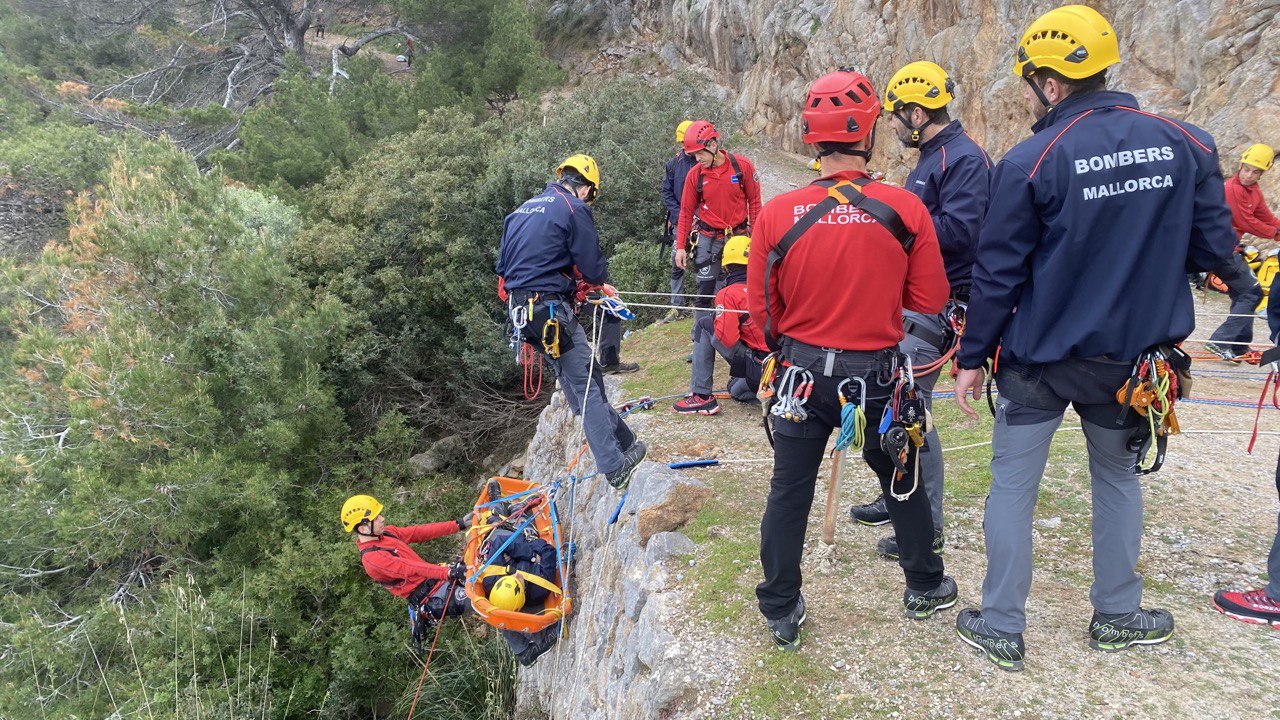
[[405, 579, 455, 720]]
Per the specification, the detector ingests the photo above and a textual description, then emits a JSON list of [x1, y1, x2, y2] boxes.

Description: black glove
[[447, 559, 466, 582], [456, 511, 474, 531]]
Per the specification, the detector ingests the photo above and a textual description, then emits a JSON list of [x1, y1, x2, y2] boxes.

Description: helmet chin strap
[[1024, 75, 1053, 109], [817, 126, 876, 161], [895, 110, 926, 148]]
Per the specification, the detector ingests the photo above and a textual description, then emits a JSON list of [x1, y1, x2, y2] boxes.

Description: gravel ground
[[619, 148, 1280, 719]]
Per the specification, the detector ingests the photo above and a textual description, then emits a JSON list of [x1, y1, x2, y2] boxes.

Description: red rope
[[521, 343, 543, 400], [406, 579, 455, 720]]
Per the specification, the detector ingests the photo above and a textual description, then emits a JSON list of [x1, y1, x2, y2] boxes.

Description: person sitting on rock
[[342, 494, 472, 628], [679, 234, 768, 411]]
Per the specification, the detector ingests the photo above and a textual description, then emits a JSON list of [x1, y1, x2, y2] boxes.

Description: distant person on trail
[[847, 60, 992, 562], [672, 120, 762, 415], [681, 234, 768, 412], [1212, 286, 1280, 630], [342, 494, 473, 625], [314, 8, 326, 38], [951, 4, 1236, 672], [496, 154, 647, 491], [661, 120, 698, 317], [1205, 144, 1277, 362], [748, 69, 955, 651]]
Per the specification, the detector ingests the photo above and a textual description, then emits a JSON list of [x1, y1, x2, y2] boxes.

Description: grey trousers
[[982, 397, 1144, 633], [899, 310, 946, 532], [669, 234, 686, 307], [549, 306, 634, 476], [1208, 252, 1262, 347], [689, 234, 726, 341], [688, 315, 755, 400]]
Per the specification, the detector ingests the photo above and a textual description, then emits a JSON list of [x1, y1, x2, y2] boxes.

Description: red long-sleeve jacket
[[1225, 175, 1279, 241], [714, 280, 768, 353], [747, 170, 948, 351], [357, 521, 462, 599], [676, 152, 763, 250]]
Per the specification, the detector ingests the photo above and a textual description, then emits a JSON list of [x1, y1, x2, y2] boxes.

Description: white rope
[[620, 299, 749, 314], [616, 289, 720, 300]]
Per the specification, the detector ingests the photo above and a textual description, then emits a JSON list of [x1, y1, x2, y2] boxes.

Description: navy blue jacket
[[496, 183, 607, 294], [661, 152, 698, 228], [905, 120, 991, 291], [480, 531, 558, 605], [958, 91, 1237, 368]]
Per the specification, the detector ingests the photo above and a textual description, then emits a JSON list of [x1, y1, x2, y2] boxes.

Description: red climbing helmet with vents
[[801, 70, 881, 145], [681, 120, 720, 153]]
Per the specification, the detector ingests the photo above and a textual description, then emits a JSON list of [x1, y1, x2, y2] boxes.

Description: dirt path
[[616, 150, 1280, 719]]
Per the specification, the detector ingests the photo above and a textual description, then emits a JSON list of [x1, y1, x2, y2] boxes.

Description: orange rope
[[521, 344, 543, 400], [405, 580, 455, 720]]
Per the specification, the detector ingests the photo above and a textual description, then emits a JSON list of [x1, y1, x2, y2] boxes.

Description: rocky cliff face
[[514, 383, 713, 719], [554, 0, 1279, 192]]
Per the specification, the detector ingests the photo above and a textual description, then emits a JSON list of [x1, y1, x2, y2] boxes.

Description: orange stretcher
[[462, 476, 570, 634]]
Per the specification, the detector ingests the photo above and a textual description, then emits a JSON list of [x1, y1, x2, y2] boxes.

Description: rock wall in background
[[553, 0, 1279, 192]]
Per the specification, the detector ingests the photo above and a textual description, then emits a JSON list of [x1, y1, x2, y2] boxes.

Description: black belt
[[509, 289, 571, 307], [780, 337, 896, 378], [903, 317, 948, 351]]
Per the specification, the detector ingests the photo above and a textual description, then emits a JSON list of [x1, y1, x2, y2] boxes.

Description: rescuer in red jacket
[[746, 69, 953, 652], [342, 494, 473, 622], [1225, 144, 1278, 243]]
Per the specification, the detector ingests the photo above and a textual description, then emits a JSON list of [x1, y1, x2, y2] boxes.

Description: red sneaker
[[1213, 588, 1280, 627], [672, 394, 720, 415]]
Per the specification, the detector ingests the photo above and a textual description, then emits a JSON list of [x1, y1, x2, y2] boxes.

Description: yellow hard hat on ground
[[1241, 144, 1274, 171], [490, 574, 526, 611], [884, 61, 955, 112], [676, 120, 694, 143], [556, 153, 600, 189], [722, 235, 751, 267], [341, 494, 382, 532], [1014, 4, 1119, 79]]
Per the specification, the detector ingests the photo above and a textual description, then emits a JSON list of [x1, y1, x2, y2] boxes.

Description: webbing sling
[[761, 177, 917, 351], [477, 564, 563, 596]]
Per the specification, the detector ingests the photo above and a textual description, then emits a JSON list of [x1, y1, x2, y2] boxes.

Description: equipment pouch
[[1165, 345, 1192, 399]]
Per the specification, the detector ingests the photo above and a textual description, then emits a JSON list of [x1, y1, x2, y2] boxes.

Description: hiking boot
[[685, 353, 693, 363], [1088, 607, 1175, 651], [1204, 342, 1240, 364], [956, 608, 1026, 672], [904, 576, 958, 619], [672, 394, 720, 415], [849, 494, 891, 526], [877, 530, 945, 561], [485, 479, 510, 519], [600, 361, 640, 374], [604, 441, 646, 490], [515, 631, 559, 667], [767, 594, 806, 651], [1213, 588, 1280, 627]]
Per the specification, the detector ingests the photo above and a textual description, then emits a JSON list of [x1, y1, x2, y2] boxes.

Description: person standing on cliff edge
[[951, 4, 1237, 671], [749, 69, 955, 651], [848, 60, 992, 562]]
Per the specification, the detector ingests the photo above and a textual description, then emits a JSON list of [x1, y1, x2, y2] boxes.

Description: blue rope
[[466, 510, 541, 585]]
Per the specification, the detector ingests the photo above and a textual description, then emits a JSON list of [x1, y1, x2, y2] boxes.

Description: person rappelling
[[496, 155, 647, 490]]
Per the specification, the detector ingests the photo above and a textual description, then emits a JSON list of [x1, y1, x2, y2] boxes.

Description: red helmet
[[801, 70, 881, 144], [682, 120, 720, 153]]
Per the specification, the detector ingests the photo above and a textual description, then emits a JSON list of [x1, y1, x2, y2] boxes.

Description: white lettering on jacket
[[1081, 174, 1174, 200], [791, 204, 877, 225], [1074, 146, 1175, 174]]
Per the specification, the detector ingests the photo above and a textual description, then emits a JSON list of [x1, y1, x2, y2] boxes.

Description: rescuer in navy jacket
[[951, 5, 1236, 673]]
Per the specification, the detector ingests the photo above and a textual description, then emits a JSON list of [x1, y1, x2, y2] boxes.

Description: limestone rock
[[629, 465, 714, 545], [408, 434, 466, 475]]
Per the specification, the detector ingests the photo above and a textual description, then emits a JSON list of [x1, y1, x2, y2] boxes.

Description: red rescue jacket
[[676, 152, 763, 250], [357, 521, 462, 599], [1225, 175, 1279, 241], [714, 279, 768, 353], [746, 170, 948, 351]]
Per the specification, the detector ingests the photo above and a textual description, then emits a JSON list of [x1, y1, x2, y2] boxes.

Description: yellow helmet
[[1241, 144, 1274, 171], [1014, 5, 1119, 80], [722, 235, 751, 267], [489, 574, 526, 611], [341, 494, 382, 533], [556, 153, 600, 189], [676, 120, 694, 143], [884, 61, 955, 112]]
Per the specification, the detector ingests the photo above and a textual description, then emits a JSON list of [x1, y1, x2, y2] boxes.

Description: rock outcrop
[[553, 0, 1279, 193], [515, 382, 713, 719]]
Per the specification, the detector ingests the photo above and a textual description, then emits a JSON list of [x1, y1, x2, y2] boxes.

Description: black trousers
[[756, 351, 944, 620]]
